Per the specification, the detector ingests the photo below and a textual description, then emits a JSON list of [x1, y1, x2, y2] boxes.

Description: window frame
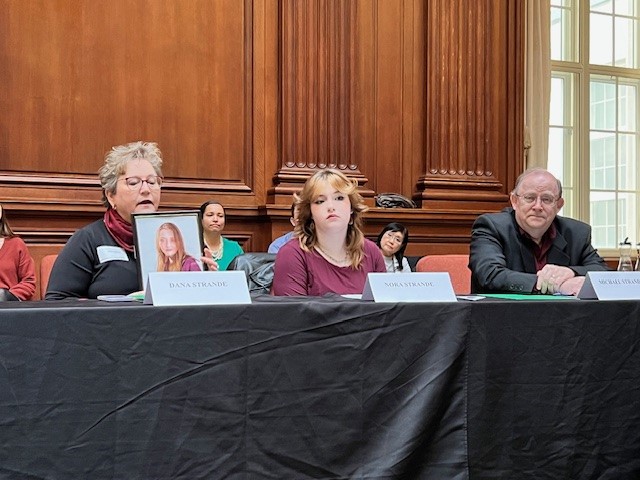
[[550, 0, 640, 256]]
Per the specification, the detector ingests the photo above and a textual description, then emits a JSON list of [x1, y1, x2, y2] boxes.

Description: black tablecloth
[[0, 296, 638, 479]]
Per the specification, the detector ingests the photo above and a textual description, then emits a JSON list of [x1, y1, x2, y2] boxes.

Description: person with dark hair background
[[376, 222, 411, 272], [268, 202, 299, 254], [199, 200, 244, 271], [0, 203, 36, 301]]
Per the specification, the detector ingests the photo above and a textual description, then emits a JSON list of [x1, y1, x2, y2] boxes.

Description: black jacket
[[469, 208, 609, 293]]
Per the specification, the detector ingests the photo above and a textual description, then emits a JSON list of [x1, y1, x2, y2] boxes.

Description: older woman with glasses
[[376, 222, 411, 273], [46, 141, 167, 299]]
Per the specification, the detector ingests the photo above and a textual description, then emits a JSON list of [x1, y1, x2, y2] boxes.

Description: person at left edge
[[0, 203, 36, 300], [45, 141, 217, 300]]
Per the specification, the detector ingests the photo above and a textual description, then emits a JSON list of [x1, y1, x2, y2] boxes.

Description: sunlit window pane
[[618, 83, 637, 130], [590, 131, 616, 189], [591, 0, 612, 14], [551, 0, 571, 7], [550, 78, 565, 125], [615, 17, 637, 68], [618, 192, 637, 244], [590, 191, 617, 248], [550, 0, 639, 252], [551, 6, 575, 61], [548, 127, 570, 176], [590, 13, 613, 65], [619, 133, 637, 190], [590, 79, 616, 130], [615, 0, 636, 16], [551, 8, 563, 60]]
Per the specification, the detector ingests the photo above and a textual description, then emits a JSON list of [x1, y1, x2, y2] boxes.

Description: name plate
[[144, 271, 251, 306], [578, 271, 640, 300], [362, 272, 457, 302]]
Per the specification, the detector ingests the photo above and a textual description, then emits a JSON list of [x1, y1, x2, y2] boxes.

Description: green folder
[[482, 293, 577, 300]]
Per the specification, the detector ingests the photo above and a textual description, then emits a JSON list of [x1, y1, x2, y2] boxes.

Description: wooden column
[[270, 0, 370, 203], [417, 0, 525, 212]]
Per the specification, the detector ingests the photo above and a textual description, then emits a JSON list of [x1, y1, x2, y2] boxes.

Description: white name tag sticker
[[578, 271, 640, 300], [362, 272, 457, 302], [97, 245, 129, 263], [143, 271, 251, 306]]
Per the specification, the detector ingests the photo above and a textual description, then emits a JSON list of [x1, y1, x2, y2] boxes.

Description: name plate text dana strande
[[144, 271, 251, 305]]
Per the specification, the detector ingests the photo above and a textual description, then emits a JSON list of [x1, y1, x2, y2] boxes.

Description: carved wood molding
[[273, 0, 365, 199], [418, 0, 524, 207]]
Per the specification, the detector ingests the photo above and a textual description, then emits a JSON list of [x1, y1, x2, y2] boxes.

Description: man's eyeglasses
[[515, 193, 558, 206], [120, 175, 163, 191]]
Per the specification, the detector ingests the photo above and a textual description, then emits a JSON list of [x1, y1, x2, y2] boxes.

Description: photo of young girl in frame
[[156, 222, 201, 272], [132, 211, 204, 289]]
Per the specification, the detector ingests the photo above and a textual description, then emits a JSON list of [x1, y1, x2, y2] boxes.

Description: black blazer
[[469, 208, 609, 294]]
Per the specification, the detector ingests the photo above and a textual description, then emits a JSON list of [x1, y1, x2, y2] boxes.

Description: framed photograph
[[132, 210, 204, 290]]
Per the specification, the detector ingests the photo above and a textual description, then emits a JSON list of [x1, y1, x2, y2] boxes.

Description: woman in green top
[[199, 200, 244, 270]]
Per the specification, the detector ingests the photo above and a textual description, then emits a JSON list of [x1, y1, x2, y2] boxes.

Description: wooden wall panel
[[418, 0, 524, 213], [0, 0, 256, 199], [272, 0, 371, 201], [0, 0, 530, 273], [271, 0, 428, 203], [374, 0, 405, 194]]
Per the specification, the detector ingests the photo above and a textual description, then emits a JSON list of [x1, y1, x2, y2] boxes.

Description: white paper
[[341, 294, 363, 300], [97, 295, 138, 302], [97, 245, 129, 263], [456, 295, 485, 301]]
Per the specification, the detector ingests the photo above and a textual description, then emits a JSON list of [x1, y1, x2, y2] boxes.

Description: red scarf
[[103, 208, 134, 252]]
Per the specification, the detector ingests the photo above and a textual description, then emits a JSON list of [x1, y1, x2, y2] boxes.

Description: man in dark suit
[[469, 168, 608, 295]]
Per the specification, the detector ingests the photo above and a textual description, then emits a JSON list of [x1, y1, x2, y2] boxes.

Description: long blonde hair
[[155, 222, 190, 272], [294, 169, 368, 268]]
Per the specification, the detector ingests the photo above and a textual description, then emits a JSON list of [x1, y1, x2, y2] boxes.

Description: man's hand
[[536, 265, 575, 294], [557, 276, 586, 296]]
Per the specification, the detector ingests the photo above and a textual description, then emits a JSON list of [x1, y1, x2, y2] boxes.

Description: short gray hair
[[99, 141, 164, 207], [512, 167, 562, 198]]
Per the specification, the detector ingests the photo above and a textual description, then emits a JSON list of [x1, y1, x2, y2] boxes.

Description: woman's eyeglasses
[[383, 231, 404, 243], [120, 175, 163, 191]]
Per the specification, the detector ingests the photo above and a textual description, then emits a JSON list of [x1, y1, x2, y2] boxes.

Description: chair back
[[227, 253, 276, 294], [415, 254, 470, 294], [40, 254, 59, 298]]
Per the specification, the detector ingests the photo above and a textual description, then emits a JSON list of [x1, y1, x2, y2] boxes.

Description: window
[[549, 0, 640, 253]]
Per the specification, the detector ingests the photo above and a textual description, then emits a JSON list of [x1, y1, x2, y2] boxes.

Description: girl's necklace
[[315, 244, 347, 265]]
